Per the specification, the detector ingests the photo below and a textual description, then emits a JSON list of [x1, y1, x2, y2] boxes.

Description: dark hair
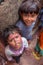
[[18, 0, 41, 18], [2, 25, 22, 46], [39, 7, 43, 28]]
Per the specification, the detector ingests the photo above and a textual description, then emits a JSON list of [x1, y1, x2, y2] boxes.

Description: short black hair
[[3, 25, 22, 46], [18, 0, 41, 17]]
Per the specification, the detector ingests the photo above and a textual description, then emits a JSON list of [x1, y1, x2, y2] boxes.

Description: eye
[[23, 14, 28, 17], [9, 38, 14, 42], [15, 36, 19, 38], [31, 14, 36, 17], [32, 15, 35, 17]]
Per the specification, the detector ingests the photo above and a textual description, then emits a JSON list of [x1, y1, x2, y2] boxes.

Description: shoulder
[[15, 20, 22, 25], [22, 37, 27, 41], [5, 45, 9, 51], [5, 45, 11, 55], [22, 37, 28, 48], [15, 20, 25, 28]]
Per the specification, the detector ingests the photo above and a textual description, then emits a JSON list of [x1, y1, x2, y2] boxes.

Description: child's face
[[7, 31, 22, 50], [21, 13, 38, 26]]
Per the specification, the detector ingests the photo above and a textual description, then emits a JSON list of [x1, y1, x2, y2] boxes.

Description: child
[[15, 0, 41, 43], [33, 7, 43, 60], [3, 25, 28, 64]]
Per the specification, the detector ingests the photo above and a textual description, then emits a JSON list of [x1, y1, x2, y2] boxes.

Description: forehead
[[8, 32, 20, 39], [10, 32, 19, 36]]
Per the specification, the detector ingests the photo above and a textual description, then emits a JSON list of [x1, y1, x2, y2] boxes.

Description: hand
[[25, 48, 32, 56]]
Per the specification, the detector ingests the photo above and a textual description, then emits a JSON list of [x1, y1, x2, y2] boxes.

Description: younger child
[[15, 0, 41, 43], [33, 7, 43, 60], [3, 25, 28, 63]]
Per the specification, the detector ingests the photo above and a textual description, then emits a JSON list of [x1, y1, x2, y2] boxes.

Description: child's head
[[18, 0, 41, 26], [3, 25, 22, 50]]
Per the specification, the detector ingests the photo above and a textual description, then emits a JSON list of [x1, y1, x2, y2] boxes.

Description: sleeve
[[5, 47, 13, 61], [15, 20, 23, 30], [22, 37, 28, 48]]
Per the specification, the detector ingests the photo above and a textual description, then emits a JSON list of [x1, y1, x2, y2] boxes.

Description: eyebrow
[[8, 38, 14, 42]]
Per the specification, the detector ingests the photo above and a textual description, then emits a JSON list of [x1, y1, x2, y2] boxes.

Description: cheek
[[19, 38, 22, 43], [8, 41, 15, 46], [22, 16, 26, 21], [17, 37, 22, 43], [33, 16, 37, 20]]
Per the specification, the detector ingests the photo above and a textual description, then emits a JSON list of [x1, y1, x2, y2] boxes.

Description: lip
[[15, 45, 21, 50], [25, 22, 32, 26]]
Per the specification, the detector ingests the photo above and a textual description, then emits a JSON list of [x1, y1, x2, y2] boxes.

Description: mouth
[[25, 22, 32, 26]]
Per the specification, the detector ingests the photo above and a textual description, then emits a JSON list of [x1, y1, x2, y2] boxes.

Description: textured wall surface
[[0, 0, 23, 31], [0, 0, 43, 31]]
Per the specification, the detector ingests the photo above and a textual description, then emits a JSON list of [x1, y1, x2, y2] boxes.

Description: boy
[[15, 0, 41, 43], [3, 25, 29, 64]]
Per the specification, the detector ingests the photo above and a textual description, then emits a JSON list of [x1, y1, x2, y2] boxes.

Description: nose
[[14, 38, 18, 44], [28, 17, 32, 21], [14, 38, 16, 42], [25, 16, 29, 20]]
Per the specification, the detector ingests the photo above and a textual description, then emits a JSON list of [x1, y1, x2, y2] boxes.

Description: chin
[[15, 47, 20, 50], [26, 24, 32, 26]]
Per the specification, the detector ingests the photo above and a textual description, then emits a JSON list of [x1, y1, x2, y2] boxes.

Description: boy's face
[[7, 31, 22, 50], [21, 13, 38, 26]]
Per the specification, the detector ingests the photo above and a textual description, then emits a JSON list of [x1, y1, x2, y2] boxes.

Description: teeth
[[17, 44, 20, 45]]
